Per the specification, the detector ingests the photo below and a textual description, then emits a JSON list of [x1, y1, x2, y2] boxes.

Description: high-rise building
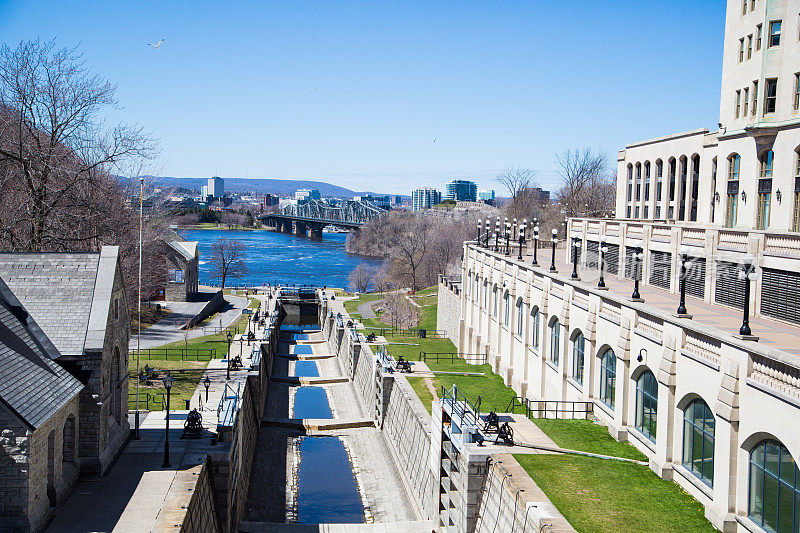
[[445, 180, 478, 202], [411, 188, 442, 211], [208, 176, 224, 198], [477, 189, 496, 204], [295, 188, 321, 203], [200, 185, 208, 201]]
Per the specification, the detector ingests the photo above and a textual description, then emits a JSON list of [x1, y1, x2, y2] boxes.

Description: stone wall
[[179, 456, 221, 533], [437, 278, 462, 348], [187, 290, 224, 329]]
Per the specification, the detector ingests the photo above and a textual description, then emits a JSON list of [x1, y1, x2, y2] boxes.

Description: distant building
[[477, 189, 495, 204], [354, 194, 391, 209], [208, 176, 224, 199], [160, 231, 199, 302], [295, 188, 321, 203], [445, 179, 478, 202], [200, 185, 208, 201], [521, 187, 550, 204], [411, 188, 442, 211], [394, 195, 403, 206]]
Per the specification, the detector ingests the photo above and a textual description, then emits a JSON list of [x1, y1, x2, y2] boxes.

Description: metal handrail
[[376, 345, 395, 370], [440, 384, 481, 429], [418, 351, 488, 364], [131, 347, 215, 361]]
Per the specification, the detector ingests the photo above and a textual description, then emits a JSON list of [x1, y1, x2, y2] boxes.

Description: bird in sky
[[148, 38, 165, 49], [433, 138, 437, 143], [310, 88, 319, 94]]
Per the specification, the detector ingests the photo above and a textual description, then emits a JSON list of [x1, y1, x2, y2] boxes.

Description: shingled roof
[[0, 247, 120, 357], [0, 277, 83, 429]]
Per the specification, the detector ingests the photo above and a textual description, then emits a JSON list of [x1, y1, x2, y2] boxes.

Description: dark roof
[[0, 253, 101, 356], [0, 277, 83, 429]]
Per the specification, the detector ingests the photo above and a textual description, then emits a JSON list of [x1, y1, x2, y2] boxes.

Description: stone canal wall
[[437, 275, 462, 348], [179, 456, 222, 533]]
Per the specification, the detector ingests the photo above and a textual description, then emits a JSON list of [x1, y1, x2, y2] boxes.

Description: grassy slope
[[127, 358, 209, 411]]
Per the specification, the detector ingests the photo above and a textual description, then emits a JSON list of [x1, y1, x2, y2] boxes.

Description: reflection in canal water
[[293, 387, 332, 419]]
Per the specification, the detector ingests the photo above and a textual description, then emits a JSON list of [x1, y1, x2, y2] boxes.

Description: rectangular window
[[626, 206, 631, 218], [743, 87, 749, 115], [758, 179, 772, 230], [742, 0, 747, 15], [747, 34, 753, 59], [168, 269, 184, 283], [769, 20, 781, 47], [753, 80, 759, 115], [736, 90, 741, 118], [644, 205, 649, 218], [795, 73, 800, 111], [756, 24, 762, 49], [795, 155, 800, 232], [751, 0, 755, 10], [764, 78, 778, 114], [739, 38, 745, 61], [114, 298, 119, 320]]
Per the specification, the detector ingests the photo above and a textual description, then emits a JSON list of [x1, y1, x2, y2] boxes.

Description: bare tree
[[387, 215, 432, 292], [348, 263, 372, 293], [209, 238, 249, 289], [554, 148, 609, 218], [496, 167, 537, 202], [372, 262, 392, 293]]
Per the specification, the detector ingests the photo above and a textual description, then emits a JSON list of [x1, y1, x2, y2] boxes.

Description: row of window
[[740, 0, 757, 17], [625, 155, 699, 221], [734, 76, 799, 119]]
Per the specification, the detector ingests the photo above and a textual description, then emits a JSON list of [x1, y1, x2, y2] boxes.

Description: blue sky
[[0, 1, 725, 195]]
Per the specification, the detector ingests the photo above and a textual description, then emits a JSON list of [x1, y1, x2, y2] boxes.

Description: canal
[[181, 228, 383, 289]]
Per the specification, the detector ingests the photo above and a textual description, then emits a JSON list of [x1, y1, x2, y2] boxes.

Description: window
[[748, 440, 799, 533], [492, 286, 498, 317], [682, 399, 714, 487], [770, 20, 782, 47], [757, 24, 763, 50], [736, 90, 742, 118], [727, 154, 740, 228], [765, 78, 778, 114], [742, 0, 747, 15], [794, 150, 800, 232], [711, 158, 718, 223], [599, 349, 616, 409], [759, 151, 774, 230], [626, 164, 633, 202], [744, 87, 750, 115], [572, 332, 584, 385], [168, 269, 184, 283], [516, 299, 524, 336], [531, 308, 540, 348], [655, 160, 663, 219], [635, 371, 658, 442], [668, 158, 676, 202], [474, 277, 479, 301], [739, 38, 746, 61], [690, 154, 700, 221], [679, 156, 688, 221], [751, 0, 755, 10], [747, 34, 753, 59], [549, 319, 560, 365], [114, 298, 119, 320], [794, 73, 800, 111], [483, 281, 488, 308], [753, 80, 759, 115], [644, 161, 651, 204], [503, 292, 510, 326], [635, 163, 642, 201]]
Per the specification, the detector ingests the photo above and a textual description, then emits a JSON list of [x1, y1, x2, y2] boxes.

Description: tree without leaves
[[348, 263, 372, 293], [209, 238, 249, 289], [386, 214, 432, 292], [496, 167, 537, 202], [554, 148, 609, 218]]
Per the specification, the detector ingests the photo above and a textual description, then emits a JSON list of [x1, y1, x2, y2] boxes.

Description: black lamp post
[[571, 237, 580, 279], [517, 222, 526, 260], [532, 225, 539, 266], [630, 241, 644, 301], [203, 374, 211, 402], [550, 229, 558, 272], [598, 235, 607, 289], [476, 219, 482, 244], [676, 246, 692, 317], [161, 373, 174, 469], [505, 221, 511, 255], [484, 221, 490, 247], [738, 254, 757, 337], [494, 220, 500, 251], [226, 331, 233, 380], [512, 218, 518, 240]]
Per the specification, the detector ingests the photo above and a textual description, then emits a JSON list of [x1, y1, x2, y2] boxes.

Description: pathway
[[356, 297, 382, 319]]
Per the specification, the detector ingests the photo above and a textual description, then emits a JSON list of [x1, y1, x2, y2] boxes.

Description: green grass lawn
[[514, 454, 716, 533], [343, 292, 382, 314], [127, 358, 209, 411], [530, 419, 645, 460]]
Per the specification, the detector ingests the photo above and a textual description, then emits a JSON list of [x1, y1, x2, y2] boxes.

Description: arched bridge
[[260, 199, 386, 237]]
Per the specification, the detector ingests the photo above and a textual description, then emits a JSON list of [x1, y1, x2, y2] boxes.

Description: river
[[181, 229, 383, 289]]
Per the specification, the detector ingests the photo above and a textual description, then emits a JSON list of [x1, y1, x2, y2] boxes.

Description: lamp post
[[135, 176, 144, 440], [484, 220, 490, 247], [505, 221, 511, 255], [676, 246, 692, 317], [517, 222, 526, 260], [598, 235, 608, 289], [571, 237, 580, 279], [738, 254, 758, 338], [226, 331, 233, 380], [630, 241, 644, 302], [550, 229, 558, 272], [494, 220, 500, 251], [476, 219, 482, 244], [512, 218, 518, 240], [203, 375, 211, 403], [161, 373, 174, 469], [532, 226, 539, 266]]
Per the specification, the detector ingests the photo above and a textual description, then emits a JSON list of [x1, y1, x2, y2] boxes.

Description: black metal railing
[[128, 391, 164, 411], [198, 324, 241, 336], [418, 352, 488, 365], [360, 326, 447, 338], [131, 348, 216, 361], [506, 396, 594, 420], [440, 384, 481, 429]]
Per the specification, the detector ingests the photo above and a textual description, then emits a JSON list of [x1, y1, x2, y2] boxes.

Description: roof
[[0, 247, 120, 356], [0, 277, 83, 429], [166, 239, 198, 262]]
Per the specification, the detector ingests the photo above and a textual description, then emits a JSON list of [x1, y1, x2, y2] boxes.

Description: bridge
[[260, 199, 386, 237]]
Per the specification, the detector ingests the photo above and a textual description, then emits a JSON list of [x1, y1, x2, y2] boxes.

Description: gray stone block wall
[[437, 282, 461, 348], [179, 456, 220, 533]]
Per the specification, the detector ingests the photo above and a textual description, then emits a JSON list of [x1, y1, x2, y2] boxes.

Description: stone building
[[0, 246, 130, 477], [163, 232, 200, 301], [618, 0, 800, 232], [0, 277, 84, 532]]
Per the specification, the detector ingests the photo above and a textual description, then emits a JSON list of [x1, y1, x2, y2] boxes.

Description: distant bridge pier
[[308, 223, 325, 239], [293, 221, 307, 236], [281, 220, 293, 234]]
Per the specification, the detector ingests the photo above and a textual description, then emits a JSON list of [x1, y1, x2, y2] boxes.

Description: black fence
[[362, 325, 447, 338], [198, 324, 241, 336], [506, 396, 594, 420], [131, 348, 216, 361], [128, 391, 164, 411], [418, 352, 488, 365]]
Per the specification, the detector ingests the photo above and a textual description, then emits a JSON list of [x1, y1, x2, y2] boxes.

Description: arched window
[[516, 298, 524, 336], [599, 349, 616, 409], [711, 157, 718, 223], [572, 332, 585, 385], [679, 155, 689, 220], [682, 399, 715, 487], [795, 148, 800, 232], [503, 292, 510, 326], [644, 161, 651, 218], [727, 154, 740, 228], [531, 308, 540, 349], [690, 154, 700, 221], [635, 371, 658, 441], [483, 280, 488, 308], [62, 415, 76, 463], [492, 286, 498, 317], [474, 276, 479, 301], [749, 439, 800, 532], [550, 319, 560, 365], [655, 159, 664, 219]]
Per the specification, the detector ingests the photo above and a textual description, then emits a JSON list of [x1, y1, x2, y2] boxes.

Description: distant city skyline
[[0, 1, 725, 194]]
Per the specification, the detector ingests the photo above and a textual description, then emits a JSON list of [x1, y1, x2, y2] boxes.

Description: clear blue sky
[[0, 0, 725, 195]]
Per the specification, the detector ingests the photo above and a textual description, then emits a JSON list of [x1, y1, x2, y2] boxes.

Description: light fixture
[[776, 189, 782, 203], [637, 348, 646, 363], [714, 191, 720, 203], [741, 190, 747, 202]]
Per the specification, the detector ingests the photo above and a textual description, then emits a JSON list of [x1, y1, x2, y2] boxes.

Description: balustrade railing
[[750, 354, 800, 400]]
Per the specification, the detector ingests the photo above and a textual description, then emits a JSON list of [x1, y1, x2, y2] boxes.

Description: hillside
[[153, 176, 392, 198]]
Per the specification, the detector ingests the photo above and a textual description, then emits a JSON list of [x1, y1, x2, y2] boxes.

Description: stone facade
[[164, 237, 199, 302], [436, 276, 462, 348]]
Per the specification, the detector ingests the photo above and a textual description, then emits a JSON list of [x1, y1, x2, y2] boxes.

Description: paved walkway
[[512, 247, 800, 357], [356, 297, 382, 319]]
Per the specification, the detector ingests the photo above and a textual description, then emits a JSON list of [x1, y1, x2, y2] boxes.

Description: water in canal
[[296, 437, 364, 524], [293, 361, 319, 377], [182, 229, 382, 289], [293, 387, 332, 419]]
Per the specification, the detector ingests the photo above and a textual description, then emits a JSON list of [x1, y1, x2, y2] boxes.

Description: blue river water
[[181, 229, 383, 289]]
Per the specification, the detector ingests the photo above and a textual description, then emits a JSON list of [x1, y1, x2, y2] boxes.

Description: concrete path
[[356, 298, 381, 319]]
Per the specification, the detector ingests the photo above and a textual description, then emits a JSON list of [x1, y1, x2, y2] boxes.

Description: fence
[[131, 348, 216, 361], [418, 352, 488, 365], [128, 391, 164, 411], [506, 397, 594, 420], [440, 384, 482, 429], [361, 325, 448, 338], [198, 324, 241, 336]]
